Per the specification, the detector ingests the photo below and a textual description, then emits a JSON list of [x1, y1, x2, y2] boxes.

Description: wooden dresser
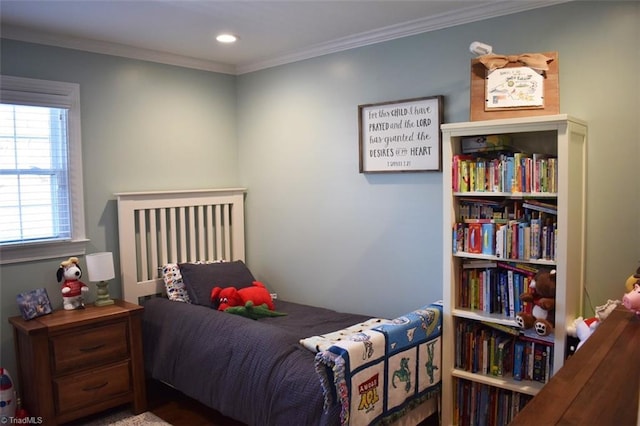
[[9, 299, 146, 425], [511, 306, 640, 425]]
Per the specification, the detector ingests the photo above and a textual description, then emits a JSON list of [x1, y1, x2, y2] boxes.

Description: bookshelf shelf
[[452, 307, 520, 326], [454, 192, 558, 199], [453, 252, 557, 266], [451, 369, 544, 396], [442, 115, 587, 426]]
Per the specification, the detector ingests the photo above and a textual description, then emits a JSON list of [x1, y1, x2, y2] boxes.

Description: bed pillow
[[179, 260, 256, 306], [161, 263, 191, 303]]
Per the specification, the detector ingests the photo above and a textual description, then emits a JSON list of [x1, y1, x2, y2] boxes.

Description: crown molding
[[235, 0, 571, 74], [1, 25, 236, 75], [2, 1, 570, 76]]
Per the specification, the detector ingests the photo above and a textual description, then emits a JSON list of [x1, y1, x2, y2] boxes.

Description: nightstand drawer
[[54, 361, 131, 414], [51, 321, 129, 373]]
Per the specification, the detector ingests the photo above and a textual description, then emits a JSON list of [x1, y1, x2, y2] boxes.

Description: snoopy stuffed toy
[[57, 257, 89, 310]]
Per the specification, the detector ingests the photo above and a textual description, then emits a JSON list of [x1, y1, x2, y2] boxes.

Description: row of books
[[452, 152, 557, 194], [454, 378, 533, 426], [453, 217, 557, 261], [457, 261, 538, 317], [455, 320, 554, 384], [458, 198, 558, 222]]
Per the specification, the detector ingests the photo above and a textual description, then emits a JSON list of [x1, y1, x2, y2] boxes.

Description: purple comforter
[[142, 298, 371, 426]]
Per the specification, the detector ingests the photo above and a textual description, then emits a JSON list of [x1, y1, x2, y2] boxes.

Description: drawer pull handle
[[83, 381, 108, 391], [79, 344, 105, 352]]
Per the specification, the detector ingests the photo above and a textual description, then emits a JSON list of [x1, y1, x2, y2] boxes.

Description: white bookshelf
[[441, 114, 587, 425]]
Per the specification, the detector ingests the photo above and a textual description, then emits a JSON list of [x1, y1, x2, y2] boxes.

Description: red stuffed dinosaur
[[210, 281, 275, 311]]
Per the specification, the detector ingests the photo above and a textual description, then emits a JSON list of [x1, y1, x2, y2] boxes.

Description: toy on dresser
[[56, 257, 89, 310], [622, 266, 640, 317], [567, 299, 620, 352]]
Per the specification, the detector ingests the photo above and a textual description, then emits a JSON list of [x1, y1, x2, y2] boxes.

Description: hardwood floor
[[147, 379, 245, 426], [147, 378, 439, 426], [67, 377, 438, 425]]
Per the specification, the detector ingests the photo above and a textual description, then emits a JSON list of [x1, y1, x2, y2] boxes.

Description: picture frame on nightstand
[[16, 287, 53, 320]]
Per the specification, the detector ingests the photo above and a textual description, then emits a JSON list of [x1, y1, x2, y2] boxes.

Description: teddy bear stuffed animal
[[515, 269, 556, 336], [57, 257, 89, 310]]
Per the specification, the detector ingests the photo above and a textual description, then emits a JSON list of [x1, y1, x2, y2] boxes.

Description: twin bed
[[116, 188, 441, 425]]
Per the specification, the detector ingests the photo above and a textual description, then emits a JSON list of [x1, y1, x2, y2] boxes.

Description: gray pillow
[[179, 260, 256, 306]]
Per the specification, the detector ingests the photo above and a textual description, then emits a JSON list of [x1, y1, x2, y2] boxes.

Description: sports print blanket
[[312, 302, 442, 426]]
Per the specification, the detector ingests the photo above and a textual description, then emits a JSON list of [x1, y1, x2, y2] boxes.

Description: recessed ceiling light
[[216, 34, 237, 43]]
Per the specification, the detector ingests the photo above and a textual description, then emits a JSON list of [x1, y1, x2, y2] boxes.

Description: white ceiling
[[0, 0, 568, 75]]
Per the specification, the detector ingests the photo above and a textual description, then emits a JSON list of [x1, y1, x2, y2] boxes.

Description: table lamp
[[85, 252, 115, 306]]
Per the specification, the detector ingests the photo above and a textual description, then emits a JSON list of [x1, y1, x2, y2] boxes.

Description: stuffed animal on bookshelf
[[210, 281, 275, 312], [56, 256, 89, 310], [515, 269, 556, 336]]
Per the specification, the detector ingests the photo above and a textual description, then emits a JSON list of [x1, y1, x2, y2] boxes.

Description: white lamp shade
[[85, 252, 115, 282]]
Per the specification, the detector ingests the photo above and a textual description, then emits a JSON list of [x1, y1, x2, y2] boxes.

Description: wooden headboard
[[116, 188, 247, 304]]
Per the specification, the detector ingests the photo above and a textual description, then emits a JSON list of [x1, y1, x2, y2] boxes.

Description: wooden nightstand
[[9, 299, 146, 425]]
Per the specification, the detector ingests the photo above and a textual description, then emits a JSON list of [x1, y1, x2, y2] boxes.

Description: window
[[0, 76, 87, 264]]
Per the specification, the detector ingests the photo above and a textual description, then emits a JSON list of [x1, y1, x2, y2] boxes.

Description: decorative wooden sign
[[470, 51, 559, 121]]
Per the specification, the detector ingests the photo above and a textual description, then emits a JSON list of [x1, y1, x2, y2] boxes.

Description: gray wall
[[0, 45, 238, 376], [1, 1, 638, 386], [238, 1, 639, 317]]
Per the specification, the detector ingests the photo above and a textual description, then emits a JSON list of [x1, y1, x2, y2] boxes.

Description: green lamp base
[[95, 280, 115, 306]]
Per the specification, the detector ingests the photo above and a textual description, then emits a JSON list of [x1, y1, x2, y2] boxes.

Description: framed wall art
[[358, 95, 443, 173]]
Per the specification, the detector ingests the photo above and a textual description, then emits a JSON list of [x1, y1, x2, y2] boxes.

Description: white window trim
[[0, 75, 88, 264]]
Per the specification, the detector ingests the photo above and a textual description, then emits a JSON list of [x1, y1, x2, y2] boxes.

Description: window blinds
[[0, 103, 71, 244]]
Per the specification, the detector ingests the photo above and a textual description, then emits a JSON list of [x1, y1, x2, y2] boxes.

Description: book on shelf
[[454, 214, 557, 262], [458, 197, 507, 221], [530, 217, 541, 259], [513, 340, 525, 381], [496, 261, 538, 276], [455, 378, 534, 426], [452, 149, 558, 194], [520, 329, 555, 345], [496, 336, 513, 377], [468, 222, 483, 253], [453, 223, 464, 254], [533, 343, 545, 382], [455, 319, 555, 388], [463, 218, 508, 224], [453, 154, 473, 192], [507, 271, 516, 318], [522, 200, 557, 215], [458, 263, 539, 317], [526, 342, 534, 381], [463, 260, 498, 269], [532, 153, 549, 193], [481, 223, 495, 255], [531, 341, 553, 383]]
